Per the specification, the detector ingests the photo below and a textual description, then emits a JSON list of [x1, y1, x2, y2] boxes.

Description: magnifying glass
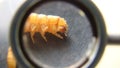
[[9, 0, 120, 68]]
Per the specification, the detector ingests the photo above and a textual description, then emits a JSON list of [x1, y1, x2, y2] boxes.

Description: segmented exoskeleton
[[24, 13, 68, 42]]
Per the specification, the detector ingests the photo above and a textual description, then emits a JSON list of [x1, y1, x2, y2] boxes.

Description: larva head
[[57, 18, 68, 34]]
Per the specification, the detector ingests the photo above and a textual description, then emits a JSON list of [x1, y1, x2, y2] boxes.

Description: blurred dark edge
[[107, 35, 120, 44]]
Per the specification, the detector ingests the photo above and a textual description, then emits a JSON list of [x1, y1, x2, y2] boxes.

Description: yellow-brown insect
[[24, 13, 68, 42]]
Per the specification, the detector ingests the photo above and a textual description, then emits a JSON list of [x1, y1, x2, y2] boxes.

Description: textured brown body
[[24, 13, 68, 42]]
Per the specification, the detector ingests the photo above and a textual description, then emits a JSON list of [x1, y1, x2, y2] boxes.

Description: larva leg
[[41, 32, 47, 42], [30, 26, 36, 43], [30, 31, 35, 43], [54, 33, 63, 39], [41, 28, 48, 42], [65, 33, 67, 36], [40, 24, 48, 42]]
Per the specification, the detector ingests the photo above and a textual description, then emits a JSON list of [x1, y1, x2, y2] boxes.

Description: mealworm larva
[[24, 13, 68, 42]]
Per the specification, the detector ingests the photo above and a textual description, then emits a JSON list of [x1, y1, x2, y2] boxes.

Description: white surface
[[92, 0, 120, 35], [96, 45, 120, 68], [92, 0, 120, 68], [0, 0, 26, 39]]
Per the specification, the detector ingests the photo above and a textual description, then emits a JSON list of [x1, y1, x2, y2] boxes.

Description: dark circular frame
[[9, 0, 107, 68]]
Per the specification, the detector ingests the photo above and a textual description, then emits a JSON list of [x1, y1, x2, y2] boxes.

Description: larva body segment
[[24, 13, 68, 42]]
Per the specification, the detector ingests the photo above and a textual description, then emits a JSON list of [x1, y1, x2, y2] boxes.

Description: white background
[[93, 0, 120, 68]]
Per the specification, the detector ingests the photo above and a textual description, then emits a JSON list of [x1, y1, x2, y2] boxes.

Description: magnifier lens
[[22, 1, 97, 68]]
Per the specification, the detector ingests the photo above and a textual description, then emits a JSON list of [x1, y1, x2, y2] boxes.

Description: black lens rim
[[10, 0, 107, 68]]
